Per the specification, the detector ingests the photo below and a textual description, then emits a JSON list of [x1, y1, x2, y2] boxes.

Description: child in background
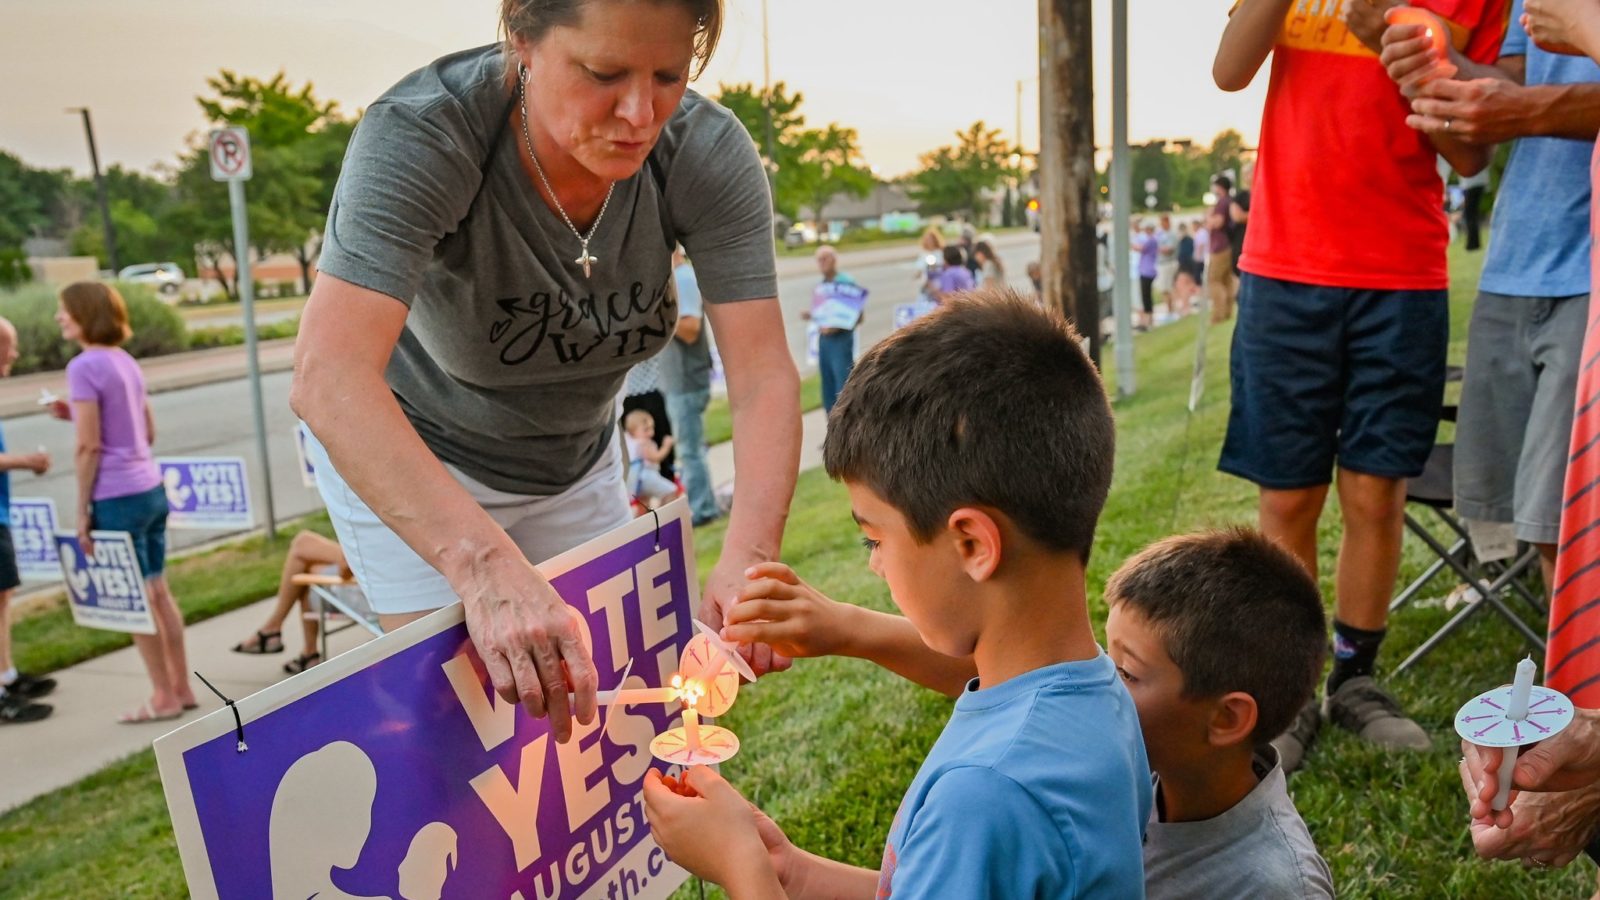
[[644, 288, 1150, 898], [622, 409, 676, 507], [1105, 528, 1334, 898]]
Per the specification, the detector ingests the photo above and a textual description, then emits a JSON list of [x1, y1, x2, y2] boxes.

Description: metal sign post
[[209, 127, 277, 540]]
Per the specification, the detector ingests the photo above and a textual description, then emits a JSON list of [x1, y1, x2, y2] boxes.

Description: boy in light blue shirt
[[643, 288, 1150, 898]]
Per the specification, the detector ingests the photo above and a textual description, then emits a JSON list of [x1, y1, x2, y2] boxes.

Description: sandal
[[117, 702, 183, 725], [284, 652, 322, 675], [232, 630, 284, 655]]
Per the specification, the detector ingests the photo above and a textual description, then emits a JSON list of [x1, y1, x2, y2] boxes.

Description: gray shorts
[[1455, 291, 1589, 544]]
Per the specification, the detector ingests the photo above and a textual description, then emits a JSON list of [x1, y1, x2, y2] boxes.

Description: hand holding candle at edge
[[1380, 7, 1459, 97]]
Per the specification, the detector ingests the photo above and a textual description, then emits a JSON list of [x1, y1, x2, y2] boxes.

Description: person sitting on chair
[[232, 530, 351, 674]]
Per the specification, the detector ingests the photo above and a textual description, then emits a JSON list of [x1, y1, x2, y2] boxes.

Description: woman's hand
[[48, 399, 70, 421], [1464, 709, 1600, 825], [77, 519, 94, 560], [1460, 756, 1600, 867], [1524, 0, 1600, 57], [1379, 12, 1459, 98], [457, 553, 596, 744]]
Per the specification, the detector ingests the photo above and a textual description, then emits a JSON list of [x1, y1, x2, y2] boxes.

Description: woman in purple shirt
[[54, 282, 193, 723]]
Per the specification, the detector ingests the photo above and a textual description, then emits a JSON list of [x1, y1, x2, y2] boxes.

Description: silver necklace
[[519, 67, 614, 278]]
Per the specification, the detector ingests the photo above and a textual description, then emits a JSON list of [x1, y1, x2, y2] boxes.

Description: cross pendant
[[575, 243, 597, 279]]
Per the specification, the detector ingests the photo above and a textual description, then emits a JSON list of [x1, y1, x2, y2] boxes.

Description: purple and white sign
[[893, 299, 938, 330], [159, 457, 253, 530], [809, 281, 869, 331], [9, 497, 60, 582], [156, 500, 699, 900], [294, 423, 318, 489], [55, 530, 154, 634]]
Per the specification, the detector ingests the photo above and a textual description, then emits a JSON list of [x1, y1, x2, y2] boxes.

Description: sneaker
[[0, 692, 52, 724], [1322, 676, 1431, 751], [6, 672, 56, 700], [1270, 697, 1322, 775]]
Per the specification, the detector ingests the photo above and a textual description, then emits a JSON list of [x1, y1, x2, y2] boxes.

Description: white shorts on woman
[[303, 427, 633, 615]]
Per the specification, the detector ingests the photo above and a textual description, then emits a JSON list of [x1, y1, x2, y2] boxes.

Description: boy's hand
[[642, 767, 790, 889], [723, 562, 859, 661], [26, 451, 50, 475], [1345, 0, 1406, 53], [1380, 13, 1460, 97]]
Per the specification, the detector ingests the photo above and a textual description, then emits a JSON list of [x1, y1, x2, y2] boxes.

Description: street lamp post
[[66, 107, 119, 273], [761, 0, 779, 201]]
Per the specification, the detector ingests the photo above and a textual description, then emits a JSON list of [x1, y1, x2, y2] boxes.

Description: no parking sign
[[209, 128, 252, 181]]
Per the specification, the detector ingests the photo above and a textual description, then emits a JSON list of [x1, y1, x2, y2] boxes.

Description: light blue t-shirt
[[1479, 0, 1599, 298], [0, 423, 11, 528], [877, 653, 1151, 898]]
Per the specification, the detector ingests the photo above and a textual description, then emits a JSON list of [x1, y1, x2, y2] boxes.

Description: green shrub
[[185, 316, 300, 351], [0, 281, 189, 376]]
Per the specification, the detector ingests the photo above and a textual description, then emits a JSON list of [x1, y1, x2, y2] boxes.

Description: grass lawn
[[3, 243, 1588, 897], [704, 373, 823, 447]]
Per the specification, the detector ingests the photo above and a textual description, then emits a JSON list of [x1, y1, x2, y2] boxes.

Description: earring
[[519, 63, 529, 85]]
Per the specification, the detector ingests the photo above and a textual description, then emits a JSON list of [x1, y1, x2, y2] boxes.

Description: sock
[[0, 667, 15, 686], [1327, 620, 1385, 693]]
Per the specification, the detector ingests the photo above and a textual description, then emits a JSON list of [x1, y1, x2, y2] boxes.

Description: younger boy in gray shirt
[[1106, 528, 1335, 898]]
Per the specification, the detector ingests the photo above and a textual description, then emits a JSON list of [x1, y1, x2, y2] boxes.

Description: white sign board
[[209, 127, 252, 182]]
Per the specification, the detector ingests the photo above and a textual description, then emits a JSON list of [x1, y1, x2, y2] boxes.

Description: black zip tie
[[195, 670, 248, 753], [649, 507, 661, 550]]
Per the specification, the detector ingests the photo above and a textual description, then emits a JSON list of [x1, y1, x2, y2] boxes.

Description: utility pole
[[67, 107, 119, 273], [1037, 0, 1100, 368], [761, 0, 779, 202], [1110, 0, 1135, 396]]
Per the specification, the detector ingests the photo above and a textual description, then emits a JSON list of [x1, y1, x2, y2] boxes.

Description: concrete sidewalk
[[1, 404, 830, 813]]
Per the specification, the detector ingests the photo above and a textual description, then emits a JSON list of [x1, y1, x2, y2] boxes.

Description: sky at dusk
[[1, 0, 1268, 179]]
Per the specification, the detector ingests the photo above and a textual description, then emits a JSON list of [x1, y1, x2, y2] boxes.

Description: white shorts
[[304, 427, 633, 615]]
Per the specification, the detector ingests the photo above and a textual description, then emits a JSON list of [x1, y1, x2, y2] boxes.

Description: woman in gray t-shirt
[[290, 0, 800, 743]]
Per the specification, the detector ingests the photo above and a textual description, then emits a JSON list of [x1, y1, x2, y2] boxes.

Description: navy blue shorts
[[91, 485, 169, 578], [1219, 273, 1447, 490]]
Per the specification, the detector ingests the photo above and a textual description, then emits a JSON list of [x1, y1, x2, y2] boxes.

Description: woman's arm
[[73, 400, 102, 543], [289, 273, 598, 742], [144, 400, 156, 447], [1214, 0, 1295, 91], [698, 297, 801, 675]]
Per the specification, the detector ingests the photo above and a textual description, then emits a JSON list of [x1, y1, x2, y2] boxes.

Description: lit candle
[[1492, 657, 1539, 811], [684, 708, 701, 754]]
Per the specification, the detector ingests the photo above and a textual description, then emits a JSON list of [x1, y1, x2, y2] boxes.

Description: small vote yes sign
[[159, 457, 253, 530]]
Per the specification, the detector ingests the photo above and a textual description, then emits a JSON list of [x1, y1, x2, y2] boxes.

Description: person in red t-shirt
[[1213, 0, 1509, 774]]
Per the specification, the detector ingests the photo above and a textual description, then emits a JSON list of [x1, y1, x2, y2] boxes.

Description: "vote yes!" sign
[[159, 457, 254, 530], [55, 531, 155, 634]]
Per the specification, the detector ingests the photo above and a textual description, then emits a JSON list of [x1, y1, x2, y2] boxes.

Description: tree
[[908, 122, 1017, 225], [68, 166, 185, 271], [0, 152, 70, 252], [791, 124, 873, 225], [165, 70, 352, 296], [1207, 129, 1246, 185]]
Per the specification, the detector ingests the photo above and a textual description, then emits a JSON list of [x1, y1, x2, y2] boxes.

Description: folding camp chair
[[1389, 443, 1548, 674], [292, 571, 384, 663]]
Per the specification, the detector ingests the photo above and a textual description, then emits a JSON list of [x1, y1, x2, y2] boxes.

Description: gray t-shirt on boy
[[318, 45, 775, 495], [1145, 748, 1335, 899]]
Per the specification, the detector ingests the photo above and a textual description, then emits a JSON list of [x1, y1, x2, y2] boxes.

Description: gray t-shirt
[[318, 45, 775, 494], [1144, 748, 1335, 899]]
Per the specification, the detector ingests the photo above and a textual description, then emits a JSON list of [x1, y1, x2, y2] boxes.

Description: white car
[[117, 262, 184, 298]]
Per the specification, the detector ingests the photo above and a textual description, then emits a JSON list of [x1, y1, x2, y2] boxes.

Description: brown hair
[[823, 286, 1114, 563], [501, 0, 724, 80], [59, 282, 132, 347], [1106, 528, 1327, 744]]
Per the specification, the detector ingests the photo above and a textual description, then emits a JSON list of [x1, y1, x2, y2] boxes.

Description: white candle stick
[[569, 686, 678, 707], [684, 708, 701, 754], [1492, 657, 1539, 812]]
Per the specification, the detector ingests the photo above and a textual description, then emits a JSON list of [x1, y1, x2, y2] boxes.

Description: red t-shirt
[[1238, 0, 1508, 290]]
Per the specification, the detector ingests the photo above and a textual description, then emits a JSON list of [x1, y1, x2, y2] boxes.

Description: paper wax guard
[[36, 389, 57, 406], [650, 724, 740, 766]]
